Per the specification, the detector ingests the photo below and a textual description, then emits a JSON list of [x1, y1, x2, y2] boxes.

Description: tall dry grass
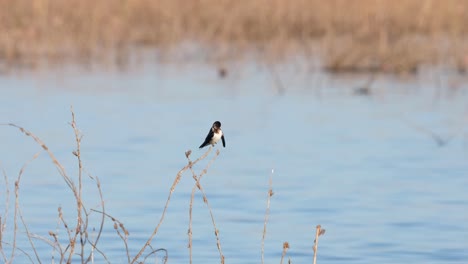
[[1, 0, 468, 72], [0, 109, 325, 263]]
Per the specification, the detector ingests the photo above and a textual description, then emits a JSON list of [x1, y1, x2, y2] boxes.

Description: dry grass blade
[[0, 164, 10, 263], [261, 169, 274, 264]]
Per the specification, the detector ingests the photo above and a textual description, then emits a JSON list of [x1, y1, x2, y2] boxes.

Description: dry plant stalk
[[1, 109, 111, 263], [1, 109, 224, 264], [69, 105, 86, 263], [130, 146, 214, 263], [187, 148, 224, 264], [261, 169, 274, 264], [312, 225, 326, 264], [0, 165, 10, 262], [280, 241, 289, 264]]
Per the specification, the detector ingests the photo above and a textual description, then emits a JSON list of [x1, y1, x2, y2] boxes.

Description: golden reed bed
[[1, 0, 467, 72]]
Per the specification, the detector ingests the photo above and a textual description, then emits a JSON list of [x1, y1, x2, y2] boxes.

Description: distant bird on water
[[199, 121, 226, 148]]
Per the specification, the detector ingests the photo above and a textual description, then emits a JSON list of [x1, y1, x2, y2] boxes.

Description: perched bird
[[199, 121, 226, 148]]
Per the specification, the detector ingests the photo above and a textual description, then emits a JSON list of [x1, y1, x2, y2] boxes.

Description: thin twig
[[187, 149, 224, 263], [261, 169, 274, 264], [0, 164, 10, 263], [10, 151, 41, 263], [69, 106, 85, 263], [0, 241, 34, 263], [89, 209, 128, 263], [312, 225, 325, 264], [84, 176, 107, 264]]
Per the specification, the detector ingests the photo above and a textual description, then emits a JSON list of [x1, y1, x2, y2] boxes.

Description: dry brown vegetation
[[1, 0, 468, 72], [0, 109, 325, 263]]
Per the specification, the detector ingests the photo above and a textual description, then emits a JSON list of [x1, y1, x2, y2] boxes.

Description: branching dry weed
[[1, 110, 327, 264]]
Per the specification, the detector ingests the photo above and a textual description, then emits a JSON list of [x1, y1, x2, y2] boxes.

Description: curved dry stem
[[2, 123, 77, 197], [130, 147, 212, 264], [142, 247, 168, 264], [89, 208, 129, 262], [10, 151, 41, 263], [188, 149, 224, 263], [84, 175, 107, 264], [0, 242, 34, 263]]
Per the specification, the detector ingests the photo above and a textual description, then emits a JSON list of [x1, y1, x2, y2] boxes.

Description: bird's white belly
[[211, 131, 222, 144]]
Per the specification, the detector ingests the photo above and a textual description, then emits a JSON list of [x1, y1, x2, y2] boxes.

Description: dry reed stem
[[130, 147, 213, 264], [0, 165, 10, 262], [8, 151, 41, 264], [58, 206, 73, 254], [261, 169, 274, 264], [16, 152, 42, 264], [70, 105, 85, 263], [312, 225, 326, 264], [187, 148, 224, 264], [84, 175, 108, 264], [188, 183, 194, 264], [280, 242, 289, 264]]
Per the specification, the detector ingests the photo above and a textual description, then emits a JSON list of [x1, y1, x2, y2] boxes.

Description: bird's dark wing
[[221, 134, 226, 147], [199, 128, 214, 148]]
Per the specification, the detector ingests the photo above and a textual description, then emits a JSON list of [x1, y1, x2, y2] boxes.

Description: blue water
[[0, 62, 467, 264]]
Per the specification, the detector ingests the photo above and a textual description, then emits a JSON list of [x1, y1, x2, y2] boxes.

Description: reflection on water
[[0, 62, 468, 264]]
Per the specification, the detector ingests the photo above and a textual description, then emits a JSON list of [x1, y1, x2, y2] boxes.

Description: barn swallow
[[199, 121, 226, 148]]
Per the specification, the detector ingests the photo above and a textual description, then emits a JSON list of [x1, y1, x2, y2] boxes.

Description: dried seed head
[[283, 241, 290, 249]]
